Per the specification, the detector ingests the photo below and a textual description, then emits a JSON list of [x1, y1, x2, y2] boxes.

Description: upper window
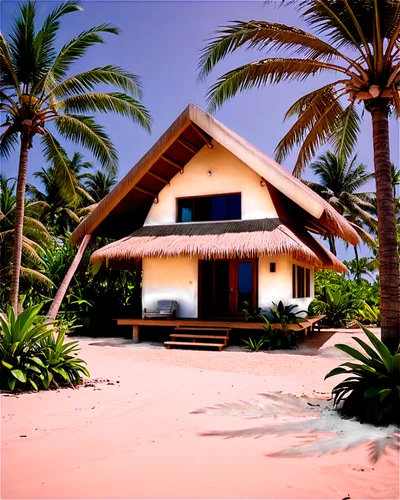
[[177, 194, 241, 223]]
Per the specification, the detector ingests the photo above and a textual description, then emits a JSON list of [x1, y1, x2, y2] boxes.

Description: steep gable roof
[[72, 103, 359, 246]]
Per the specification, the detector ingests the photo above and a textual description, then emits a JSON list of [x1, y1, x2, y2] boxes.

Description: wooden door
[[199, 259, 257, 318]]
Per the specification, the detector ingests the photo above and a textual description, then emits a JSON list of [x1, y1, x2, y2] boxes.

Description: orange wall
[[145, 141, 277, 225]]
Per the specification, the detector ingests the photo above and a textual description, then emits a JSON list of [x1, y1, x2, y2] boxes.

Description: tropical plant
[[27, 151, 94, 235], [0, 174, 53, 302], [242, 336, 268, 352], [325, 324, 400, 426], [343, 256, 375, 282], [83, 170, 117, 202], [198, 0, 400, 351], [357, 301, 381, 325], [309, 284, 363, 327], [261, 315, 299, 350], [304, 152, 377, 255], [0, 304, 54, 391], [40, 329, 89, 387], [242, 300, 261, 321], [270, 301, 307, 330], [0, 303, 89, 391], [0, 0, 151, 313]]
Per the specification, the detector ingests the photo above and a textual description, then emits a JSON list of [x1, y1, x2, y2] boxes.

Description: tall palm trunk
[[9, 136, 30, 314], [371, 102, 400, 352], [47, 234, 91, 319], [354, 245, 360, 281]]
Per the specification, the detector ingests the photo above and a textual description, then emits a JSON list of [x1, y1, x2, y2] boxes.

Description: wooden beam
[[133, 185, 158, 199], [177, 137, 199, 154], [146, 170, 170, 186], [191, 123, 213, 149], [160, 155, 184, 172]]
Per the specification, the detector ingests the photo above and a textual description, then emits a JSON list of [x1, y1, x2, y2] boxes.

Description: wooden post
[[47, 234, 92, 319], [132, 325, 140, 343]]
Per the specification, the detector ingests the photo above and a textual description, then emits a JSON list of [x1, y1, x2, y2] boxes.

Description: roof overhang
[[89, 218, 348, 274], [72, 103, 359, 246]]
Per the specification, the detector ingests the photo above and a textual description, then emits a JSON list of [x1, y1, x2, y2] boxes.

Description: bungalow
[[72, 104, 358, 344]]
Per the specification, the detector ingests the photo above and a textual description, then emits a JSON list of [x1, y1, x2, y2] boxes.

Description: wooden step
[[174, 326, 231, 332], [164, 341, 224, 351], [171, 333, 229, 345], [170, 333, 229, 340]]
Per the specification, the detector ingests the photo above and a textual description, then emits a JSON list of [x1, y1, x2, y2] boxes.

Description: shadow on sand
[[193, 392, 400, 462]]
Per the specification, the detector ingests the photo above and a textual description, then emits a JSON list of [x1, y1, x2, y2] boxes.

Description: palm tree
[[27, 150, 94, 235], [0, 174, 53, 307], [0, 1, 151, 314], [304, 151, 377, 255], [82, 170, 117, 202], [343, 256, 375, 282], [198, 0, 400, 350]]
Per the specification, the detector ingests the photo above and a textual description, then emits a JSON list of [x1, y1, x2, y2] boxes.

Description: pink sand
[[1, 329, 399, 499]]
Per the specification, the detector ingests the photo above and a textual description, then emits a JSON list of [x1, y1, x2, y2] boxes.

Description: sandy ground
[[1, 328, 398, 500]]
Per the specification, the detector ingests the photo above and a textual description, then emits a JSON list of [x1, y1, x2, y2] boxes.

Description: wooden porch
[[116, 316, 326, 349]]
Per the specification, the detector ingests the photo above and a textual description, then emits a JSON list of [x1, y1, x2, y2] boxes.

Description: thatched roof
[[72, 103, 359, 246], [89, 218, 347, 273]]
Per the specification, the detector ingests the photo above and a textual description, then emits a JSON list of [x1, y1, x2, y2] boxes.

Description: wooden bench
[[305, 315, 327, 332], [164, 341, 225, 351]]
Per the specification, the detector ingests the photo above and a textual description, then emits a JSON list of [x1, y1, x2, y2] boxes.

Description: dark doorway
[[199, 259, 257, 318]]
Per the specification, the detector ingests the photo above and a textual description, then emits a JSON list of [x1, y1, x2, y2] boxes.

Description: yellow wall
[[142, 257, 198, 318], [145, 141, 277, 225]]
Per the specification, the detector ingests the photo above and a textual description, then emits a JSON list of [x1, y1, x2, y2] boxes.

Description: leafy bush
[[325, 324, 400, 426], [262, 316, 299, 350], [0, 304, 89, 392], [242, 336, 267, 352], [270, 301, 307, 329], [40, 330, 89, 387], [357, 301, 380, 326], [242, 301, 261, 321], [309, 284, 362, 327]]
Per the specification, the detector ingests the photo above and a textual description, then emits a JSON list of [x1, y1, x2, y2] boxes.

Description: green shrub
[[242, 301, 261, 322], [357, 301, 380, 326], [242, 336, 268, 352], [270, 301, 307, 329], [40, 330, 89, 387], [309, 285, 362, 327], [0, 304, 89, 392], [325, 324, 400, 426]]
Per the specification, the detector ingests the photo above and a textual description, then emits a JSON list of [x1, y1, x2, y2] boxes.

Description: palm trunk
[[47, 234, 91, 319], [328, 235, 337, 256], [9, 136, 30, 314], [354, 245, 360, 281], [371, 103, 400, 352]]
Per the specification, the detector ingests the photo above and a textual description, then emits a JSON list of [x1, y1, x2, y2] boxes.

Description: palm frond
[[206, 57, 345, 112], [37, 24, 120, 95], [0, 127, 19, 159], [41, 133, 77, 200], [0, 33, 22, 94], [46, 65, 144, 100], [57, 92, 151, 131], [347, 221, 377, 246], [274, 83, 344, 164], [34, 0, 82, 78], [8, 0, 36, 85], [20, 266, 54, 288], [54, 114, 118, 173], [293, 92, 347, 176], [198, 20, 344, 81], [330, 103, 361, 161]]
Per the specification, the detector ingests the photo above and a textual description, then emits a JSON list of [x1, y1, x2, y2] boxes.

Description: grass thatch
[[90, 218, 347, 273], [72, 103, 360, 247]]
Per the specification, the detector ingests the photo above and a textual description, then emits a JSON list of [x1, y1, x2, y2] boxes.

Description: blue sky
[[1, 0, 399, 260]]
